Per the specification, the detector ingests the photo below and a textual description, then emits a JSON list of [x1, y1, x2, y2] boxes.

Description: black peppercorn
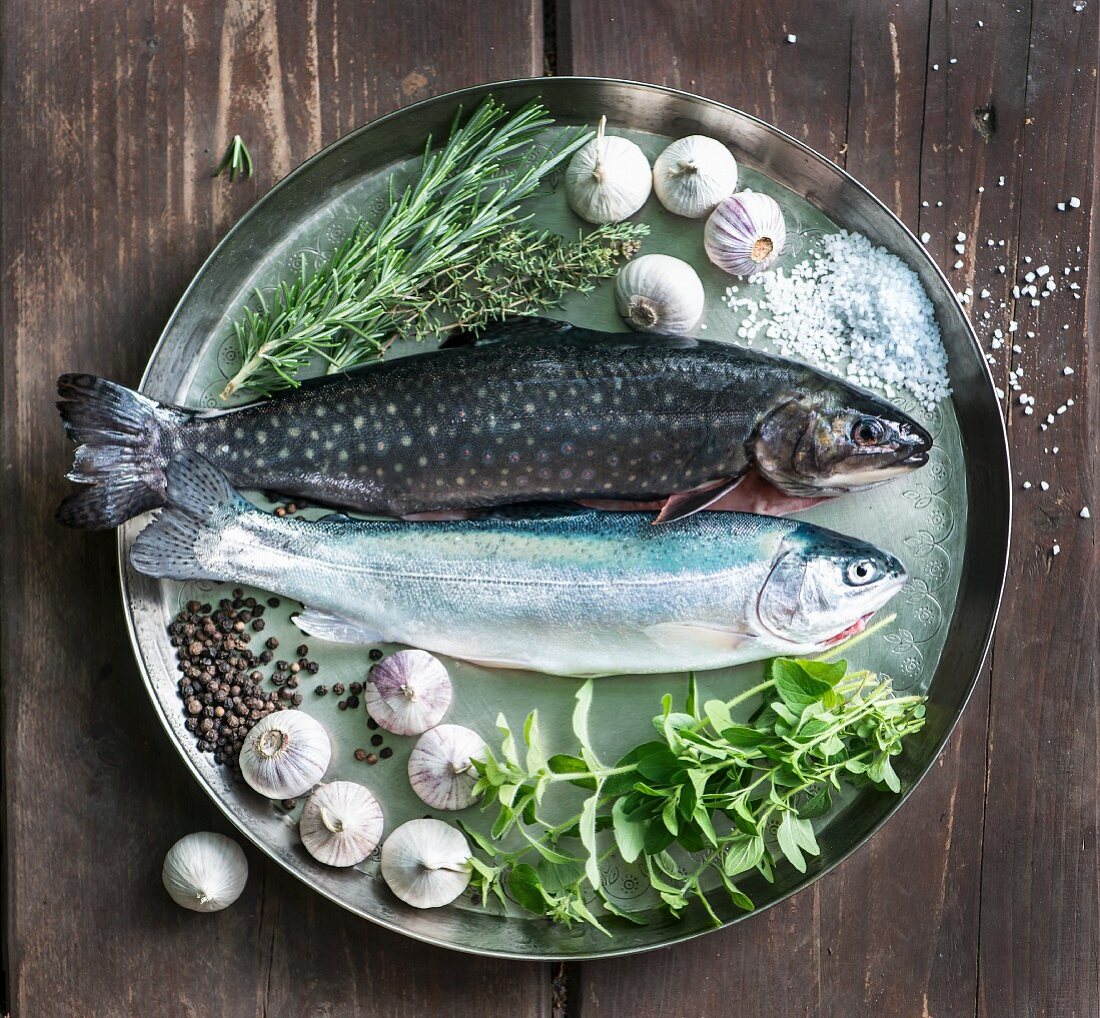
[[367, 717, 379, 730], [379, 747, 393, 760], [314, 684, 328, 696], [349, 682, 363, 695], [346, 694, 359, 709], [369, 648, 383, 661], [370, 734, 383, 747], [366, 753, 378, 765], [354, 748, 368, 761]]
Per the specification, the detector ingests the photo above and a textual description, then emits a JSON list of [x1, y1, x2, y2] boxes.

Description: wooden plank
[[0, 2, 547, 1015], [559, 1, 1091, 1015], [976, 0, 1100, 1013]]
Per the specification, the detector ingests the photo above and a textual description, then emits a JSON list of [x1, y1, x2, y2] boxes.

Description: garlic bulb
[[162, 832, 248, 912], [653, 135, 738, 218], [564, 115, 652, 224], [239, 710, 331, 800], [380, 818, 472, 909], [704, 191, 787, 276], [299, 781, 384, 868], [408, 724, 487, 811], [614, 254, 705, 334], [365, 650, 452, 736]]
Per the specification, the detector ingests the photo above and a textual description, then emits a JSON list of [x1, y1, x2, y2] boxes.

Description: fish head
[[756, 529, 907, 649], [750, 390, 932, 497]]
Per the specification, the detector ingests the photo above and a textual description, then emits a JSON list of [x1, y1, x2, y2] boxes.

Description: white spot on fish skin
[[376, 468, 386, 478], [455, 476, 466, 485], [428, 425, 438, 438], [234, 427, 245, 439], [435, 478, 445, 486], [357, 442, 367, 453], [353, 416, 365, 429], [338, 451, 349, 462], [309, 430, 320, 442], [219, 444, 230, 454], [400, 435, 412, 447], [304, 449, 316, 460], [278, 448, 290, 459], [524, 403, 536, 413], [394, 464, 403, 473], [336, 402, 346, 413], [254, 457, 266, 468], [323, 440, 334, 451], [256, 431, 267, 444], [288, 427, 301, 438], [386, 404, 397, 415], [591, 391, 603, 404], [332, 423, 344, 435], [315, 406, 326, 418], [269, 416, 281, 429], [418, 456, 428, 467], [195, 442, 207, 454]]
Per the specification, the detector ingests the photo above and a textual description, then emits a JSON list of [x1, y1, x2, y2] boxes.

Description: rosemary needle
[[215, 135, 253, 182]]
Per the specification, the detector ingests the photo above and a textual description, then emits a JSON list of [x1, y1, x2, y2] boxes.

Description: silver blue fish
[[130, 453, 906, 677]]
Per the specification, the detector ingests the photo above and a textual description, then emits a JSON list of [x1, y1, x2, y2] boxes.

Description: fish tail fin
[[56, 374, 193, 529], [129, 452, 251, 581]]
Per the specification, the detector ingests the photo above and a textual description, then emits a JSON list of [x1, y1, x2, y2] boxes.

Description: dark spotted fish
[[56, 317, 931, 530], [129, 452, 907, 677]]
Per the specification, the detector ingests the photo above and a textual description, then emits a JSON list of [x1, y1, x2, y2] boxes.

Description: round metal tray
[[119, 77, 1010, 959]]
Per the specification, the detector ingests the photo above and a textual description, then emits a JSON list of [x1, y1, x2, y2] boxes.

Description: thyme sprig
[[221, 99, 602, 399], [464, 653, 927, 934]]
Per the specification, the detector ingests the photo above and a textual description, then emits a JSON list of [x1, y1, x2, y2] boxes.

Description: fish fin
[[55, 374, 194, 529], [401, 509, 480, 521], [318, 511, 355, 524], [438, 315, 574, 349], [704, 467, 827, 516], [292, 608, 385, 645], [459, 653, 543, 671], [653, 474, 747, 524], [645, 621, 758, 651], [129, 452, 250, 581]]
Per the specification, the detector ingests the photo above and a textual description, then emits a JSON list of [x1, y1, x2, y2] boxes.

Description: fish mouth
[[892, 419, 933, 466], [824, 611, 876, 646]]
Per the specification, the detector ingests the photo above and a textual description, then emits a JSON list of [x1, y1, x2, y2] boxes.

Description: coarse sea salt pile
[[724, 230, 951, 413]]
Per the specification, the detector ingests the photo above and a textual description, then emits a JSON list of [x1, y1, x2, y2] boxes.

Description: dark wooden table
[[3, 2, 1097, 1015]]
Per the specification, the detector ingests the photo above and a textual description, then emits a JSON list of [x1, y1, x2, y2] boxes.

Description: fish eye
[[845, 559, 877, 585], [851, 417, 886, 447]]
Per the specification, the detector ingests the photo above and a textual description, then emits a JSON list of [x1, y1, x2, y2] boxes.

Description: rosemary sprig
[[221, 99, 596, 399], [464, 655, 927, 934], [215, 135, 253, 182]]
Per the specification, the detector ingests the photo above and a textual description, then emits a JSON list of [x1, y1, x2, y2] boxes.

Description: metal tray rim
[[117, 75, 1012, 960]]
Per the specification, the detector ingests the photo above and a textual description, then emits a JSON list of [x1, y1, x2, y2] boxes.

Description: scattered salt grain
[[956, 232, 966, 242], [1053, 544, 1061, 556], [1081, 507, 1091, 519], [921, 232, 931, 243], [1070, 196, 1081, 208], [998, 176, 1006, 186], [954, 260, 964, 269], [786, 33, 797, 43], [1022, 481, 1032, 489], [1057, 201, 1067, 211], [1040, 481, 1050, 491], [1036, 264, 1050, 277], [722, 230, 950, 413]]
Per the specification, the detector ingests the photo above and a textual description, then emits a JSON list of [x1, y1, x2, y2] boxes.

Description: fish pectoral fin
[[645, 621, 758, 650], [653, 474, 747, 524], [459, 653, 542, 672], [293, 608, 385, 645]]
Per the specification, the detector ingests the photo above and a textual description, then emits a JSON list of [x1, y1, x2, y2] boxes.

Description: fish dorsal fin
[[653, 472, 748, 524], [439, 315, 574, 349], [293, 608, 385, 645]]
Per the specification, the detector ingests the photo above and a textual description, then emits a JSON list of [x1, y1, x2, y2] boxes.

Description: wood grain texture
[[563, 1, 1098, 1016], [0, 2, 547, 1016], [4, 0, 1098, 1015]]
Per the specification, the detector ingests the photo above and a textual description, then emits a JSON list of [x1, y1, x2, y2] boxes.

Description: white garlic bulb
[[380, 818, 472, 909], [407, 724, 486, 811], [162, 832, 248, 912], [299, 781, 384, 868], [365, 650, 452, 736], [704, 191, 787, 276], [239, 710, 331, 800], [653, 135, 738, 218], [614, 254, 705, 334], [564, 115, 652, 224]]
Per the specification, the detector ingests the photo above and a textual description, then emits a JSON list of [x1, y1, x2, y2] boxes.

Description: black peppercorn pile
[[168, 593, 286, 781]]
